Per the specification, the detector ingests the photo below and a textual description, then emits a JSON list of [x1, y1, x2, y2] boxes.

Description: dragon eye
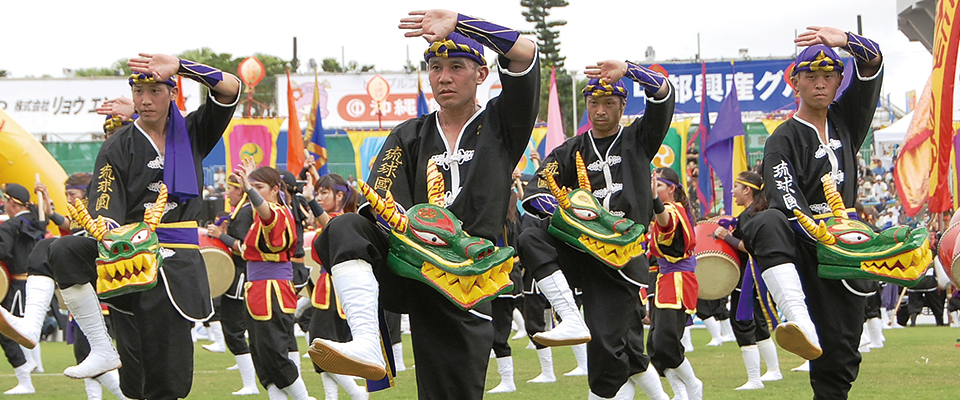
[[412, 228, 448, 246], [572, 207, 598, 220], [131, 228, 150, 244], [837, 231, 870, 245]]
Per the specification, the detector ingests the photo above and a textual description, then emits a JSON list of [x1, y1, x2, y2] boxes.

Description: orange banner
[[928, 0, 960, 213]]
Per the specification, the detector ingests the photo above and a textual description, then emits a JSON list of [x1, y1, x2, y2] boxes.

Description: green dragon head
[[67, 184, 166, 298], [360, 160, 514, 310], [794, 175, 932, 287], [541, 152, 646, 269]]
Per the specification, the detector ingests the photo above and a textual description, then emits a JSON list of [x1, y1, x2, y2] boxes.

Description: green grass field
[[1, 326, 957, 399]]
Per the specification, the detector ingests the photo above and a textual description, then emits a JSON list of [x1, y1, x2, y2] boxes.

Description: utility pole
[[291, 37, 299, 73], [571, 71, 578, 131]]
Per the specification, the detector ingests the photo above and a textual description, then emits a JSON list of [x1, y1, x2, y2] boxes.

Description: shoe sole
[[0, 314, 36, 349], [64, 361, 122, 380], [308, 342, 386, 381], [775, 325, 822, 360], [531, 334, 591, 347]]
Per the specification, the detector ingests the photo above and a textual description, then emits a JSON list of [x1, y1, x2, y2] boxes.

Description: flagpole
[[571, 71, 578, 130]]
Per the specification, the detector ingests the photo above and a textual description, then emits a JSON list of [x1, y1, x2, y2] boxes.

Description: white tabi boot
[[511, 308, 527, 340], [720, 318, 736, 342], [487, 356, 516, 393], [202, 321, 226, 353], [680, 326, 694, 353], [531, 271, 590, 346], [61, 283, 121, 379], [527, 347, 556, 383], [564, 343, 588, 376], [587, 380, 635, 400], [28, 345, 43, 373], [702, 317, 724, 346], [762, 264, 821, 360], [309, 260, 386, 381], [867, 317, 885, 348], [392, 342, 406, 372], [289, 351, 302, 376], [266, 384, 285, 400], [4, 358, 35, 395], [0, 275, 55, 348], [279, 376, 310, 400], [735, 345, 764, 390], [84, 378, 103, 400], [331, 372, 368, 400], [320, 372, 339, 400], [630, 365, 670, 400], [233, 353, 260, 396], [665, 359, 702, 400], [93, 369, 128, 399], [663, 368, 688, 400], [791, 360, 810, 372], [757, 338, 782, 381]]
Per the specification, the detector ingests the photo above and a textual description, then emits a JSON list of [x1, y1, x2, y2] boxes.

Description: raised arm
[[128, 53, 241, 104], [584, 60, 670, 100], [233, 157, 273, 220], [796, 26, 881, 77], [400, 9, 536, 73]]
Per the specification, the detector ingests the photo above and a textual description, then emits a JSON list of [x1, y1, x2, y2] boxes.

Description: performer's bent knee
[[49, 235, 98, 289]]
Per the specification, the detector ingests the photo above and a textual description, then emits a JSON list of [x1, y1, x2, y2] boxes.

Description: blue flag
[[417, 70, 430, 117], [705, 63, 745, 215], [696, 62, 713, 216], [306, 71, 329, 176]]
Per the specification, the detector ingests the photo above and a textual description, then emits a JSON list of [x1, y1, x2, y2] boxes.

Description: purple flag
[[704, 65, 744, 215], [696, 63, 712, 216]]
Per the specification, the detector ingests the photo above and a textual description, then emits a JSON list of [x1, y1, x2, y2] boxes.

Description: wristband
[[528, 195, 559, 216], [244, 187, 265, 208], [652, 198, 665, 214], [308, 199, 324, 217], [722, 234, 741, 248], [219, 234, 238, 249], [624, 62, 666, 96], [49, 212, 65, 226], [178, 59, 224, 89], [842, 32, 881, 63], [455, 14, 520, 56]]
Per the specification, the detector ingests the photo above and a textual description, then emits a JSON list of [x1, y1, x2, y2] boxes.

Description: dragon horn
[[67, 198, 106, 241], [426, 159, 446, 207], [793, 209, 836, 245], [542, 171, 571, 209], [358, 180, 409, 232], [575, 151, 591, 191], [820, 174, 846, 219], [143, 183, 168, 229]]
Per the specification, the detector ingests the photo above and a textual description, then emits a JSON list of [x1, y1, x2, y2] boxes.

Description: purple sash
[[246, 261, 293, 281]]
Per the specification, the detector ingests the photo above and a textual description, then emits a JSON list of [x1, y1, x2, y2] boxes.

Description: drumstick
[[888, 286, 909, 326], [514, 177, 524, 198], [34, 174, 45, 222]]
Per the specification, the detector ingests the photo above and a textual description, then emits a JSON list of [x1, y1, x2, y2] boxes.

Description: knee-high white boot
[[564, 343, 588, 376], [756, 338, 782, 381], [762, 264, 821, 360], [4, 358, 35, 395], [392, 342, 406, 372], [532, 271, 590, 347], [265, 384, 285, 400], [858, 322, 872, 353], [587, 380, 635, 400], [487, 356, 516, 393], [279, 376, 310, 400], [630, 365, 670, 400], [61, 283, 121, 379], [791, 360, 810, 372], [867, 317, 885, 348], [511, 308, 527, 340], [681, 326, 694, 353], [735, 345, 764, 390], [702, 317, 724, 346], [720, 318, 736, 342], [665, 359, 702, 400], [28, 345, 43, 373], [84, 378, 103, 400], [202, 321, 226, 353], [288, 350, 302, 376], [331, 372, 368, 400], [527, 348, 556, 383], [309, 260, 385, 380], [663, 368, 688, 400], [93, 369, 128, 399], [321, 372, 339, 400], [0, 275, 55, 348], [233, 353, 260, 396]]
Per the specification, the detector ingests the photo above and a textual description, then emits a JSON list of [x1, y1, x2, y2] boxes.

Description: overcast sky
[[3, 0, 933, 109]]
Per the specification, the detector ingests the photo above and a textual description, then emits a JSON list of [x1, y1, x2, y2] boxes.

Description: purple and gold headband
[[424, 32, 486, 65], [793, 45, 844, 76], [128, 72, 176, 87], [583, 78, 628, 98]]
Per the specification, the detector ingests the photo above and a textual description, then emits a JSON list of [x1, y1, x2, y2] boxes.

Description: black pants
[[384, 310, 402, 346], [245, 283, 299, 389], [908, 288, 945, 326], [221, 296, 250, 355], [490, 296, 515, 358], [729, 287, 771, 347], [695, 298, 729, 321], [517, 225, 648, 398], [648, 293, 688, 372], [315, 213, 492, 400], [0, 280, 26, 368], [27, 237, 56, 278], [50, 235, 195, 400]]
